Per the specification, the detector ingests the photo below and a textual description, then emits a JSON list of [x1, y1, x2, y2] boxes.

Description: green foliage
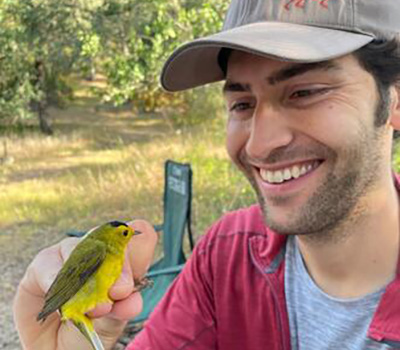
[[16, 0, 95, 105], [0, 0, 228, 130], [164, 84, 226, 128], [96, 0, 228, 122], [0, 3, 35, 123], [0, 0, 95, 129]]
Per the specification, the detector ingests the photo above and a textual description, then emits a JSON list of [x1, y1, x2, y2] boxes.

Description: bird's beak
[[133, 230, 142, 235]]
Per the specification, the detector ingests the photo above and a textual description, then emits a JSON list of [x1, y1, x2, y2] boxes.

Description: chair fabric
[[133, 159, 193, 323]]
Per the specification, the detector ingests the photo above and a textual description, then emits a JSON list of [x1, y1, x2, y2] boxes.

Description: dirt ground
[[0, 223, 62, 350]]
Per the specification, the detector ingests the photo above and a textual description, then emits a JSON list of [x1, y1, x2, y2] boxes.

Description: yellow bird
[[37, 221, 142, 350]]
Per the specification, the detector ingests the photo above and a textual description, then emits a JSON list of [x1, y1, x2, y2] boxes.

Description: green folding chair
[[132, 159, 194, 323]]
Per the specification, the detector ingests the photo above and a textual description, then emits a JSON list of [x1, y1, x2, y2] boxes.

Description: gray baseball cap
[[161, 0, 400, 92]]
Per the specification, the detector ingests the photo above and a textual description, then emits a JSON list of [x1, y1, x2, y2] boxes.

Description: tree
[[95, 0, 228, 118], [0, 1, 36, 127], [0, 0, 228, 132], [0, 0, 102, 134]]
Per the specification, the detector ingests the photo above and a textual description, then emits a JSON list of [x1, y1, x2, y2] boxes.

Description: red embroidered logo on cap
[[284, 0, 330, 10]]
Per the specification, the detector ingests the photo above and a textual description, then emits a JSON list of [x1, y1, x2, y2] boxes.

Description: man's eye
[[229, 102, 253, 112], [289, 88, 329, 100]]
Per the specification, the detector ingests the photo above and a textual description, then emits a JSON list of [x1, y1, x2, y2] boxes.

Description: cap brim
[[161, 22, 374, 92]]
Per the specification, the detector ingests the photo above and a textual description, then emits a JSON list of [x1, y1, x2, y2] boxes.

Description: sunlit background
[[0, 1, 257, 349]]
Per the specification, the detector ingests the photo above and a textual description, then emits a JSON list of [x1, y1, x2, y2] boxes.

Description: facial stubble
[[242, 116, 387, 240]]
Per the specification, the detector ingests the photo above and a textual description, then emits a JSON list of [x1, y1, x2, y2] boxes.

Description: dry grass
[[0, 121, 254, 239], [0, 75, 255, 246], [0, 78, 256, 350]]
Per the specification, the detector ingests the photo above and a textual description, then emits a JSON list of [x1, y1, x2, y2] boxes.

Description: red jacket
[[129, 202, 400, 349]]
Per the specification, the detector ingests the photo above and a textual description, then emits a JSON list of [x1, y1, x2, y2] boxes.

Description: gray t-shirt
[[285, 236, 391, 350]]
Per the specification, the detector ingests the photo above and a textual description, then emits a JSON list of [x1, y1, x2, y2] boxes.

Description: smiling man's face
[[224, 51, 391, 235]]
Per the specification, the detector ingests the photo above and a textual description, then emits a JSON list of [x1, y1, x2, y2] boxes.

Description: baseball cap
[[161, 0, 400, 92]]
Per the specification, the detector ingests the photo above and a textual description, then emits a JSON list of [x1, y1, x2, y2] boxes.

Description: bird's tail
[[72, 317, 105, 350]]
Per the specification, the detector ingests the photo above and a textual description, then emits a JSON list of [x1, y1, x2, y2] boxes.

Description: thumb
[[126, 219, 158, 280]]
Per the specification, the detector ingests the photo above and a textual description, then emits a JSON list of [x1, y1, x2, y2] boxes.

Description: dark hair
[[354, 37, 400, 131]]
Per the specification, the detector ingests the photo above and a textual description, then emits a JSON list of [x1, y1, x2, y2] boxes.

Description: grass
[[0, 81, 255, 256], [0, 91, 256, 350], [6, 76, 400, 257]]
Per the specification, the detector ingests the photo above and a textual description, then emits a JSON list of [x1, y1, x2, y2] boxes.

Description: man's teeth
[[260, 162, 319, 184]]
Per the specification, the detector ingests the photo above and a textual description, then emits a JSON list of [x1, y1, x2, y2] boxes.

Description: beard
[[240, 117, 387, 239]]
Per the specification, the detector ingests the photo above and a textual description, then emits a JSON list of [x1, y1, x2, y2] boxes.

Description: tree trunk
[[38, 101, 53, 135], [85, 57, 96, 81], [34, 60, 53, 135]]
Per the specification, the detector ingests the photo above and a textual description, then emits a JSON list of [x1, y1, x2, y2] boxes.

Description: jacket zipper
[[249, 245, 289, 350]]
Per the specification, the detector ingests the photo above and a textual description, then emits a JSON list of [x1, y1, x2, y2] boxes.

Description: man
[[13, 0, 400, 349]]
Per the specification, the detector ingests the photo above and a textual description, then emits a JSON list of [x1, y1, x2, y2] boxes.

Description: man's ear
[[389, 85, 400, 130]]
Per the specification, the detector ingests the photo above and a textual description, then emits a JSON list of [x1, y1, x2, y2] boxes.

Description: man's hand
[[13, 220, 158, 350]]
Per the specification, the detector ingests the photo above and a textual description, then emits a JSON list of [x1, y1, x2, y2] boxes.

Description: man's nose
[[245, 104, 294, 160]]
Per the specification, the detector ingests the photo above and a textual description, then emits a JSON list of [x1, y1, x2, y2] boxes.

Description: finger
[[26, 237, 76, 296], [36, 237, 80, 293], [59, 237, 81, 262], [85, 292, 143, 321], [127, 219, 158, 279], [22, 245, 62, 297], [86, 302, 113, 318], [23, 236, 82, 297], [109, 292, 144, 321]]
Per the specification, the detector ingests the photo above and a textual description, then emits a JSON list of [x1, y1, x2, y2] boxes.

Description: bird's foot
[[133, 277, 153, 293]]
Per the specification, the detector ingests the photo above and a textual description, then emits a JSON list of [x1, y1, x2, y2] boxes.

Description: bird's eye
[[122, 230, 128, 237]]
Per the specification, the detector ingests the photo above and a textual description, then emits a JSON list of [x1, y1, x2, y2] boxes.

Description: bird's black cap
[[108, 221, 128, 228]]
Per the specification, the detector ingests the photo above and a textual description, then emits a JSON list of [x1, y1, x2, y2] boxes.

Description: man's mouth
[[259, 160, 323, 184]]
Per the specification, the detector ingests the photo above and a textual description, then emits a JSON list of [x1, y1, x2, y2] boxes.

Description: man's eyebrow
[[223, 61, 341, 93], [267, 61, 340, 85]]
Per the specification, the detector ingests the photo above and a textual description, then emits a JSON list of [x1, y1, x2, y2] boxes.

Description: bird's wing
[[37, 238, 107, 321]]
